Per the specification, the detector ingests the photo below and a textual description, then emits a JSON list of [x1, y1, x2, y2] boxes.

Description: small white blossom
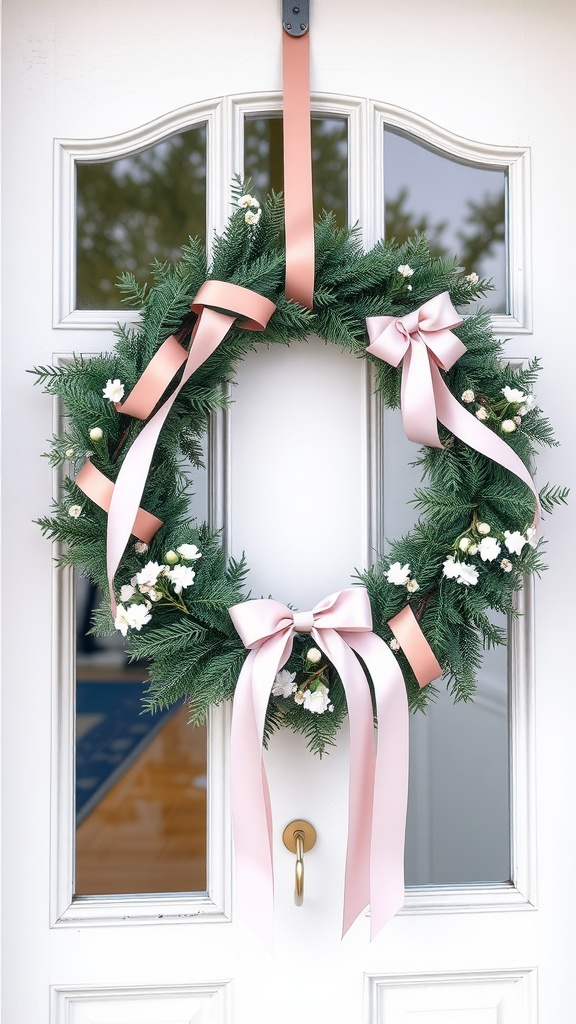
[[65, 447, 75, 458], [525, 527, 538, 548], [165, 564, 196, 594], [303, 682, 331, 714], [389, 638, 401, 651], [272, 670, 297, 698], [518, 395, 536, 416], [461, 389, 475, 403], [177, 544, 202, 561], [442, 555, 462, 581], [478, 536, 502, 562], [135, 561, 163, 588], [406, 579, 420, 593], [501, 558, 513, 572], [164, 550, 179, 565], [501, 386, 525, 404], [397, 264, 414, 278], [459, 537, 471, 552], [386, 561, 411, 586], [476, 407, 489, 421], [114, 604, 130, 637], [146, 588, 162, 602], [68, 504, 83, 518], [501, 419, 516, 433], [504, 530, 526, 555], [294, 690, 305, 704], [245, 209, 262, 226], [514, 415, 522, 425], [457, 561, 480, 586], [477, 522, 491, 535], [119, 584, 136, 602], [134, 541, 148, 554], [125, 602, 152, 631], [102, 379, 125, 403], [89, 427, 103, 442], [466, 272, 479, 284], [328, 704, 334, 712], [468, 544, 478, 556], [237, 194, 259, 209], [306, 647, 322, 664]]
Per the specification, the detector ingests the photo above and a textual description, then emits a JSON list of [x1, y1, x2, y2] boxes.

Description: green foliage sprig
[[32, 183, 567, 755]]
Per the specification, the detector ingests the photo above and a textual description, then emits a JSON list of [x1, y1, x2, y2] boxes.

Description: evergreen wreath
[[32, 181, 567, 755]]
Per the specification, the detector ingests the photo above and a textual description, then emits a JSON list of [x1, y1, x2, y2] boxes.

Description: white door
[[2, 1, 575, 1021]]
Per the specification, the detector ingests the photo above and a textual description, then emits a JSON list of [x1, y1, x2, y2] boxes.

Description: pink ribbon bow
[[229, 587, 421, 945], [366, 292, 540, 524]]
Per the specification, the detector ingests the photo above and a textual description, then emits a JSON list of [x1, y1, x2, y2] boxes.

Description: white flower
[[164, 550, 179, 565], [294, 690, 305, 705], [466, 272, 479, 285], [518, 395, 536, 416], [478, 536, 502, 562], [525, 527, 538, 548], [442, 555, 462, 580], [407, 284, 413, 291], [68, 504, 83, 518], [461, 390, 475, 403], [397, 264, 414, 278], [102, 378, 125, 403], [477, 522, 491, 535], [125, 602, 152, 631], [514, 415, 522, 425], [65, 447, 75, 458], [456, 561, 480, 586], [237, 194, 258, 208], [468, 544, 478, 555], [389, 638, 401, 651], [114, 604, 130, 637], [146, 587, 162, 602], [305, 647, 322, 664], [328, 704, 334, 712], [245, 209, 262, 226], [406, 579, 420, 593], [177, 543, 202, 561], [89, 427, 103, 442], [134, 541, 148, 554], [476, 407, 489, 421], [386, 561, 411, 586], [501, 419, 516, 433], [501, 386, 525, 404], [165, 564, 196, 593], [135, 561, 163, 588], [272, 670, 297, 698], [504, 530, 526, 555], [458, 537, 471, 552], [303, 682, 331, 714], [501, 558, 513, 572], [119, 584, 136, 602]]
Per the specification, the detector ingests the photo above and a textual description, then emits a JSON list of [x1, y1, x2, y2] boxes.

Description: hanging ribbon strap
[[282, 21, 315, 308], [104, 281, 275, 612], [229, 587, 441, 945], [366, 292, 540, 525]]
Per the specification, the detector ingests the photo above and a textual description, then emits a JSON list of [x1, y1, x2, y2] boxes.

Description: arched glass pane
[[75, 125, 207, 309], [244, 116, 348, 225], [384, 127, 507, 313]]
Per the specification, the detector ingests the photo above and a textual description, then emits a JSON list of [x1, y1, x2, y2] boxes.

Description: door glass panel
[[75, 124, 207, 309], [384, 127, 508, 313], [244, 116, 348, 225]]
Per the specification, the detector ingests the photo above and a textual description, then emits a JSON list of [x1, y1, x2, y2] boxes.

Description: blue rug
[[76, 681, 174, 824]]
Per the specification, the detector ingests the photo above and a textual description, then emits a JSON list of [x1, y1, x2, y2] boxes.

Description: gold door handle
[[282, 819, 317, 907]]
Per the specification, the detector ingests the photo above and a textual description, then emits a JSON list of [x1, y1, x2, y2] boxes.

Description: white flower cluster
[[460, 385, 536, 434], [271, 648, 335, 716], [397, 264, 414, 278], [385, 561, 420, 594], [114, 543, 202, 636], [442, 523, 537, 587], [102, 378, 125, 403], [237, 194, 261, 226]]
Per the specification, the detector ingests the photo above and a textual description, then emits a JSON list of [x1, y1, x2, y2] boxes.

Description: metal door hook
[[282, 819, 317, 906]]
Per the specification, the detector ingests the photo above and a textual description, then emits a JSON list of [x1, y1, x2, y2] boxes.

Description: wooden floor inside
[[76, 704, 207, 896]]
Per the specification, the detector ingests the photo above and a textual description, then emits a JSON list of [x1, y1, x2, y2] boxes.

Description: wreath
[[33, 181, 567, 756]]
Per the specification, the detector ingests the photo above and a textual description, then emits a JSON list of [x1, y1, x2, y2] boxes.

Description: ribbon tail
[[348, 632, 409, 939], [312, 628, 376, 936], [401, 342, 444, 449], [431, 363, 541, 526]]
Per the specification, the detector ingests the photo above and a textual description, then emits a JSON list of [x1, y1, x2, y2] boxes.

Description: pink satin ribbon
[[282, 28, 315, 309], [229, 587, 441, 945], [366, 293, 540, 525], [103, 281, 275, 611], [75, 460, 163, 544]]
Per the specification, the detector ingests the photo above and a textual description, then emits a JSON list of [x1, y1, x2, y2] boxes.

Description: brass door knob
[[282, 819, 317, 906]]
